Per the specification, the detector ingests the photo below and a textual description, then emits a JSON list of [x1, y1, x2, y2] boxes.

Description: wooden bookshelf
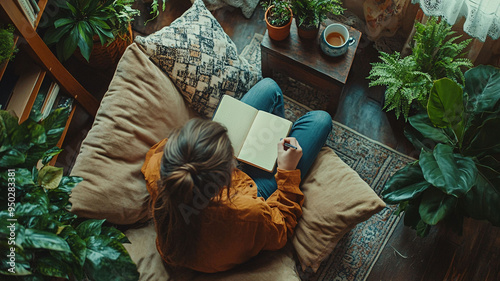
[[0, 0, 99, 116], [0, 0, 99, 164]]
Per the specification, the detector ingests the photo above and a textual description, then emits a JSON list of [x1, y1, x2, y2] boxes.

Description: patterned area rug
[[240, 34, 414, 281]]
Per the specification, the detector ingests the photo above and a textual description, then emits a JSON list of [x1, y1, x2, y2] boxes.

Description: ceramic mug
[[319, 23, 355, 57]]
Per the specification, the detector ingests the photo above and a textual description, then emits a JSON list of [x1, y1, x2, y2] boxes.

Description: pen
[[284, 142, 297, 150]]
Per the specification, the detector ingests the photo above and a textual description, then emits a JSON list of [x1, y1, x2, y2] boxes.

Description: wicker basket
[[75, 25, 133, 70]]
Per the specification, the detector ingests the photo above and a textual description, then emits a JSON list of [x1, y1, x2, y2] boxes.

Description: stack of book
[[31, 76, 74, 120], [15, 0, 40, 26]]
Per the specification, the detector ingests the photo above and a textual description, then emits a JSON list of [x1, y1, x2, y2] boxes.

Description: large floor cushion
[[124, 221, 301, 280], [69, 43, 197, 225]]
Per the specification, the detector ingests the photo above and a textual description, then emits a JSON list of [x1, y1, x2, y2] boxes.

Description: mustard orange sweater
[[142, 138, 304, 273]]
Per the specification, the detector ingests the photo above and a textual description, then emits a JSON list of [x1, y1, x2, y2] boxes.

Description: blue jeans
[[240, 78, 332, 199]]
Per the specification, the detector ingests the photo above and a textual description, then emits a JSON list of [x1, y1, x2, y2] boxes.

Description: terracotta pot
[[265, 6, 293, 41], [296, 21, 319, 40]]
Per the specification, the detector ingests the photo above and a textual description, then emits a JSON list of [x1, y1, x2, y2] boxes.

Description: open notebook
[[212, 95, 293, 172]]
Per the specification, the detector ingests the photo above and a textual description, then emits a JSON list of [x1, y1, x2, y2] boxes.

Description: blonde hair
[[152, 118, 234, 266]]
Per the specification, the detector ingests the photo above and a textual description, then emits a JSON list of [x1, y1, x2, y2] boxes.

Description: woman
[[142, 78, 332, 273]]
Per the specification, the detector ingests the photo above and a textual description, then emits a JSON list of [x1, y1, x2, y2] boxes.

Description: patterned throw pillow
[[134, 0, 261, 118]]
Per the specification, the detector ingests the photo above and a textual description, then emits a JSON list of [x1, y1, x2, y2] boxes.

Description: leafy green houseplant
[[368, 17, 473, 120], [43, 0, 139, 62], [291, 0, 344, 39], [145, 0, 167, 24], [0, 108, 139, 280], [262, 0, 293, 41], [381, 65, 500, 237], [0, 25, 18, 65]]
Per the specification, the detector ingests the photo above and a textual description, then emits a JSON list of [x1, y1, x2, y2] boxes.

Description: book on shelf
[[212, 95, 293, 172], [28, 0, 40, 14], [6, 64, 42, 120], [31, 76, 53, 116], [40, 83, 60, 119], [15, 0, 36, 26]]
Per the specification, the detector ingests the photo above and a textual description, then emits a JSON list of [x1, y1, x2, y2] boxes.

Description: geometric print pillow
[[134, 0, 261, 118]]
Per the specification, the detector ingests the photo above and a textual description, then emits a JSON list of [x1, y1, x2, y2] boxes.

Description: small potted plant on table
[[262, 0, 293, 41], [291, 0, 345, 39]]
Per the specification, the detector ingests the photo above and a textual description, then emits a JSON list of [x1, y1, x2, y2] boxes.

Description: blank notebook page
[[238, 111, 292, 171]]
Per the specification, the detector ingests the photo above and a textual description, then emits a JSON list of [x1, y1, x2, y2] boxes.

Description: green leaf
[[0, 212, 26, 247], [427, 78, 464, 129], [23, 229, 71, 252], [415, 219, 431, 237], [62, 26, 80, 61], [419, 144, 477, 197], [76, 23, 93, 62], [37, 166, 63, 190], [43, 24, 73, 45], [101, 227, 130, 244], [40, 107, 70, 148], [0, 149, 26, 167], [41, 147, 63, 165], [16, 188, 49, 217], [419, 187, 457, 225], [382, 161, 431, 204], [0, 246, 32, 275], [0, 168, 34, 190], [464, 65, 500, 114], [54, 18, 75, 29], [36, 255, 69, 278], [76, 219, 105, 239], [57, 176, 83, 193], [462, 113, 500, 157], [61, 226, 87, 266], [462, 157, 500, 226], [84, 236, 139, 281], [408, 113, 455, 145], [65, 1, 78, 15]]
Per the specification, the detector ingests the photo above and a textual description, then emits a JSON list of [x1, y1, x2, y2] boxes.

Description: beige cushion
[[124, 221, 301, 281], [69, 43, 197, 225], [293, 147, 386, 272], [134, 0, 261, 118]]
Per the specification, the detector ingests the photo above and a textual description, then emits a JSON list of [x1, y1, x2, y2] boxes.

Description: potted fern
[[367, 17, 473, 120], [291, 0, 344, 39], [262, 0, 293, 41], [0, 108, 139, 280]]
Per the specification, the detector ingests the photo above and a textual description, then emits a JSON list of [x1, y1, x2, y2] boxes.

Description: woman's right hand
[[277, 137, 303, 171]]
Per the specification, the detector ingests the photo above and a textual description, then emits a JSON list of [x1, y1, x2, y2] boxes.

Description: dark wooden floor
[[58, 0, 500, 279]]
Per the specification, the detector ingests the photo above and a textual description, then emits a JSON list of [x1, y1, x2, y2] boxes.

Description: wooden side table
[[261, 19, 361, 113]]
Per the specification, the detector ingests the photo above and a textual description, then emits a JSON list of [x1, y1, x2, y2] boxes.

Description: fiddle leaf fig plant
[[382, 65, 500, 237], [0, 109, 139, 280]]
